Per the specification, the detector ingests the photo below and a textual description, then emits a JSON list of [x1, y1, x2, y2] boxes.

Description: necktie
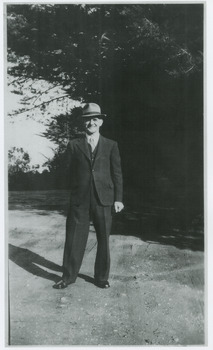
[[88, 137, 95, 152]]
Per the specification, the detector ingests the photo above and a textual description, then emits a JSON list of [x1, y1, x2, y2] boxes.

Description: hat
[[81, 103, 106, 118]]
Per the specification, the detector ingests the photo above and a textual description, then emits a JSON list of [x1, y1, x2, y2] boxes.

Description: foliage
[[8, 146, 68, 190], [8, 147, 31, 174], [7, 73, 74, 119], [7, 4, 203, 112], [7, 4, 204, 221], [41, 107, 84, 150], [39, 106, 84, 173]]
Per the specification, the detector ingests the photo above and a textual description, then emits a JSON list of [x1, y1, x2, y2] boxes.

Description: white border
[[1, 1, 212, 350]]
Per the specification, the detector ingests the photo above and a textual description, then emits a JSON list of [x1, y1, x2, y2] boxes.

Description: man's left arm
[[111, 142, 124, 213]]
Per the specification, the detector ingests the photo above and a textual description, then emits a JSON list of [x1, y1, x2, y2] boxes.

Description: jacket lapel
[[76, 137, 91, 161], [95, 135, 105, 162]]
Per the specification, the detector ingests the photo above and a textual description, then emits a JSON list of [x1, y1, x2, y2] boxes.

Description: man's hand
[[114, 201, 124, 213]]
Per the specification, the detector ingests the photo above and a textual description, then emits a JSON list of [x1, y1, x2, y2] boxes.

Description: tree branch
[[21, 82, 62, 104], [8, 94, 71, 117], [8, 76, 31, 86], [33, 83, 62, 105]]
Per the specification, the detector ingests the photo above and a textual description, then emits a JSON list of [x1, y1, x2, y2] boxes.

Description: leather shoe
[[52, 280, 69, 289], [95, 280, 110, 289]]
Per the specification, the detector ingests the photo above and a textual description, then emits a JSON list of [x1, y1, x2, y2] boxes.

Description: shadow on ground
[[9, 244, 62, 283], [111, 208, 204, 252], [9, 244, 95, 285]]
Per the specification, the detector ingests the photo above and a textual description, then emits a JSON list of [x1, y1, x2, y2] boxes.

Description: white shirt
[[86, 132, 100, 148]]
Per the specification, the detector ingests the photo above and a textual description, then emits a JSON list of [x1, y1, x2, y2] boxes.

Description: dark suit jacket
[[67, 135, 123, 206]]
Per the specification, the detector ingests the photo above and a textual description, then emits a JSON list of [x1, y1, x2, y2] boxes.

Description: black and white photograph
[[3, 0, 210, 347]]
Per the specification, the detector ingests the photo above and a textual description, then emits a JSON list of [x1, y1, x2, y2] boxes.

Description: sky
[[6, 77, 80, 171], [6, 114, 55, 169]]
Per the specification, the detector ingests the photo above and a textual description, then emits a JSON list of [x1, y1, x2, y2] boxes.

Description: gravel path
[[7, 207, 204, 346]]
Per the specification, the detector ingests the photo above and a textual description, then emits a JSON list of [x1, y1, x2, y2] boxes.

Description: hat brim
[[81, 113, 107, 118]]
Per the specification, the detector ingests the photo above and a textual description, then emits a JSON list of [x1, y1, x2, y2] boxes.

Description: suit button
[[92, 169, 94, 172]]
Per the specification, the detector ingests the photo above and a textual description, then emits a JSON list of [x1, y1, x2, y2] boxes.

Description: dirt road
[[7, 191, 204, 346]]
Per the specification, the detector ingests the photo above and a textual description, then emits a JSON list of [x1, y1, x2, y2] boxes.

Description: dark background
[[7, 4, 204, 232]]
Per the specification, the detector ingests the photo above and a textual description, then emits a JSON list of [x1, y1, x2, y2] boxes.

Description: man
[[53, 103, 124, 289]]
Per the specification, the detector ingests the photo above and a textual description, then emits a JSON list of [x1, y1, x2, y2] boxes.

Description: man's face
[[83, 117, 103, 135]]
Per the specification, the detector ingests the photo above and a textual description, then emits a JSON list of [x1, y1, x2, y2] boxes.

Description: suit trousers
[[62, 181, 112, 284]]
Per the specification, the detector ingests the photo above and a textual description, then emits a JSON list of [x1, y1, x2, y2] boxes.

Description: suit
[[62, 135, 123, 284]]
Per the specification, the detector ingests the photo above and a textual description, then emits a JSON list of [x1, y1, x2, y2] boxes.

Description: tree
[[41, 106, 84, 150], [8, 147, 31, 174], [7, 4, 204, 224], [7, 4, 203, 115]]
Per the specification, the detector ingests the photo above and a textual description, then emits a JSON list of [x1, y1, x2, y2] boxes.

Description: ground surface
[[7, 190, 204, 346]]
